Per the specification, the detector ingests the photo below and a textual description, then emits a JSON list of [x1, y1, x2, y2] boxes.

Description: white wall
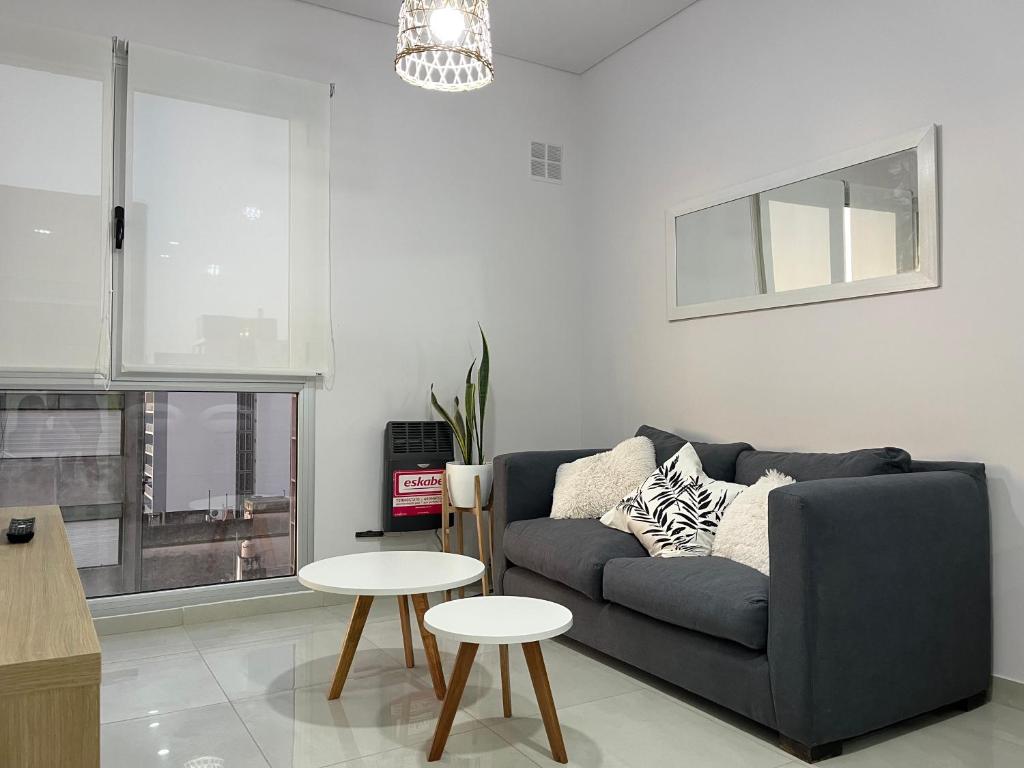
[[576, 0, 1024, 683], [0, 0, 584, 552], [6, 0, 1019, 686]]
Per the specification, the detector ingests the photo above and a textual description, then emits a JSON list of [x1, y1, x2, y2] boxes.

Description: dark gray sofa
[[491, 426, 991, 762]]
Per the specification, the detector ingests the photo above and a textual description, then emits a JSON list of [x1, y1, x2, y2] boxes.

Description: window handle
[[114, 206, 125, 249]]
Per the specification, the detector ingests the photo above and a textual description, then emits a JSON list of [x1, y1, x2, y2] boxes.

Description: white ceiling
[[296, 0, 699, 74]]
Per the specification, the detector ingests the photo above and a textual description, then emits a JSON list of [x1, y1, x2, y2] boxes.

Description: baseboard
[[94, 607, 184, 636], [93, 582, 478, 636], [182, 590, 325, 624], [93, 589, 353, 636], [992, 675, 1024, 712]]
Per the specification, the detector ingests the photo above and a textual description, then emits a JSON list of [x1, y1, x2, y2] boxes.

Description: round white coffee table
[[424, 596, 573, 763], [298, 551, 484, 701]]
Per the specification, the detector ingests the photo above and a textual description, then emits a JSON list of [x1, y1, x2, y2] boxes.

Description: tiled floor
[[100, 599, 1024, 767]]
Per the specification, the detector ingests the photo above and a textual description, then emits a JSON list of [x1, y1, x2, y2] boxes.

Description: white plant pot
[[446, 461, 493, 508]]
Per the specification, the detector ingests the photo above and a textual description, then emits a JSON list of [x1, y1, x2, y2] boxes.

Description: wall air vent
[[530, 141, 563, 184]]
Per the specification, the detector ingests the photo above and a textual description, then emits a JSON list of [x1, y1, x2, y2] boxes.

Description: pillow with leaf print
[[600, 441, 703, 532], [617, 443, 747, 557]]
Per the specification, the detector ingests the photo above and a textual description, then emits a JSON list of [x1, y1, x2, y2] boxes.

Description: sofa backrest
[[635, 425, 925, 488], [634, 425, 752, 483], [910, 459, 988, 502], [734, 447, 911, 485]]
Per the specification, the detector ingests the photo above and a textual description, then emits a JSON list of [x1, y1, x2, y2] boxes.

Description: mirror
[[667, 126, 938, 320]]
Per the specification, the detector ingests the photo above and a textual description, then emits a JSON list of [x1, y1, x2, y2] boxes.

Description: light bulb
[[429, 7, 465, 43]]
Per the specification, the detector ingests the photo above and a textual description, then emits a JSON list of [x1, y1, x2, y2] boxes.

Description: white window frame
[[0, 35, 325, 611]]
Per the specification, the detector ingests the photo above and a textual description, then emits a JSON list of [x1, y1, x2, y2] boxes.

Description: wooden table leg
[[442, 475, 452, 602], [474, 507, 489, 596], [487, 505, 494, 572], [441, 474, 450, 552], [428, 642, 479, 762], [411, 593, 447, 699], [397, 595, 415, 668], [456, 511, 465, 598], [499, 643, 512, 717], [522, 641, 568, 763], [328, 595, 373, 700], [473, 476, 488, 595]]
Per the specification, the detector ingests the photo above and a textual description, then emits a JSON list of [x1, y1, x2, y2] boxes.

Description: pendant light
[[395, 0, 494, 92]]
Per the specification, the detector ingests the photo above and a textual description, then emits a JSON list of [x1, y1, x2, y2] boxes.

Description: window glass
[[0, 390, 298, 597], [0, 23, 111, 373], [121, 43, 330, 375]]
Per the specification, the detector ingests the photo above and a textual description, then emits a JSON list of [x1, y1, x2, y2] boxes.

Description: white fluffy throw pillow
[[550, 436, 656, 519], [712, 469, 795, 575]]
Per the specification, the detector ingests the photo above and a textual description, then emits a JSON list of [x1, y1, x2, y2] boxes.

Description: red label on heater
[[392, 470, 444, 517]]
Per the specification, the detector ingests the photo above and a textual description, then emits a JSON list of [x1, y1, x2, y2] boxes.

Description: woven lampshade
[[395, 0, 494, 92]]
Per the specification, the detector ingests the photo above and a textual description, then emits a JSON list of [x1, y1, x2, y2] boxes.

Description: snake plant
[[430, 324, 490, 464]]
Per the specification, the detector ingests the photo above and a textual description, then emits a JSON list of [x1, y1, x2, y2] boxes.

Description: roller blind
[[0, 22, 112, 374], [119, 43, 330, 377]]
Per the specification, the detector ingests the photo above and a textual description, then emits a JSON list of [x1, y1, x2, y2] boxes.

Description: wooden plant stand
[[439, 473, 493, 598]]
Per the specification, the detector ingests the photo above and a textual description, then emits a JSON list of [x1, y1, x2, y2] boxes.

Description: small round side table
[[424, 596, 573, 763], [297, 551, 484, 701]]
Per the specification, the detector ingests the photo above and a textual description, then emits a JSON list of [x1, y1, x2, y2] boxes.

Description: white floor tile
[[101, 626, 197, 665], [359, 616, 460, 672], [364, 619, 641, 723], [102, 651, 228, 723], [951, 702, 1024, 749], [485, 688, 790, 768], [323, 595, 411, 626], [101, 702, 270, 768], [460, 639, 642, 721], [95, 605, 1024, 768], [829, 704, 1024, 767], [231, 670, 478, 768], [203, 634, 395, 702], [325, 727, 541, 767]]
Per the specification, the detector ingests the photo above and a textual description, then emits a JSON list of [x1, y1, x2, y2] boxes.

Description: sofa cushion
[[503, 518, 647, 600], [635, 425, 752, 482], [734, 447, 911, 486], [603, 556, 769, 650]]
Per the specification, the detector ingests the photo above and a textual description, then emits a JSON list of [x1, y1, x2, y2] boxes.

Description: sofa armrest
[[767, 470, 991, 748], [491, 449, 605, 594]]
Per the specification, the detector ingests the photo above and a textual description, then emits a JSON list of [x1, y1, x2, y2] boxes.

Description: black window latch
[[114, 206, 125, 249]]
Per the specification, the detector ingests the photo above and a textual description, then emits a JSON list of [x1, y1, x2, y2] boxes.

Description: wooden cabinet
[[0, 506, 101, 767]]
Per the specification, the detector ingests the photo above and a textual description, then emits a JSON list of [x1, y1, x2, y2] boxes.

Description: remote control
[[6, 517, 35, 544]]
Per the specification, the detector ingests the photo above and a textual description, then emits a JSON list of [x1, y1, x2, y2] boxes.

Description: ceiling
[[296, 0, 699, 74]]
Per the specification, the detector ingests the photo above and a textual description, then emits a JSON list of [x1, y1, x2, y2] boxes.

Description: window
[[0, 23, 111, 374], [0, 389, 298, 598], [119, 43, 331, 377], [0, 23, 329, 601], [0, 25, 331, 380]]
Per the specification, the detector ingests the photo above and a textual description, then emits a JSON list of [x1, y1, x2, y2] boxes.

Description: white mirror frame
[[666, 125, 939, 321]]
